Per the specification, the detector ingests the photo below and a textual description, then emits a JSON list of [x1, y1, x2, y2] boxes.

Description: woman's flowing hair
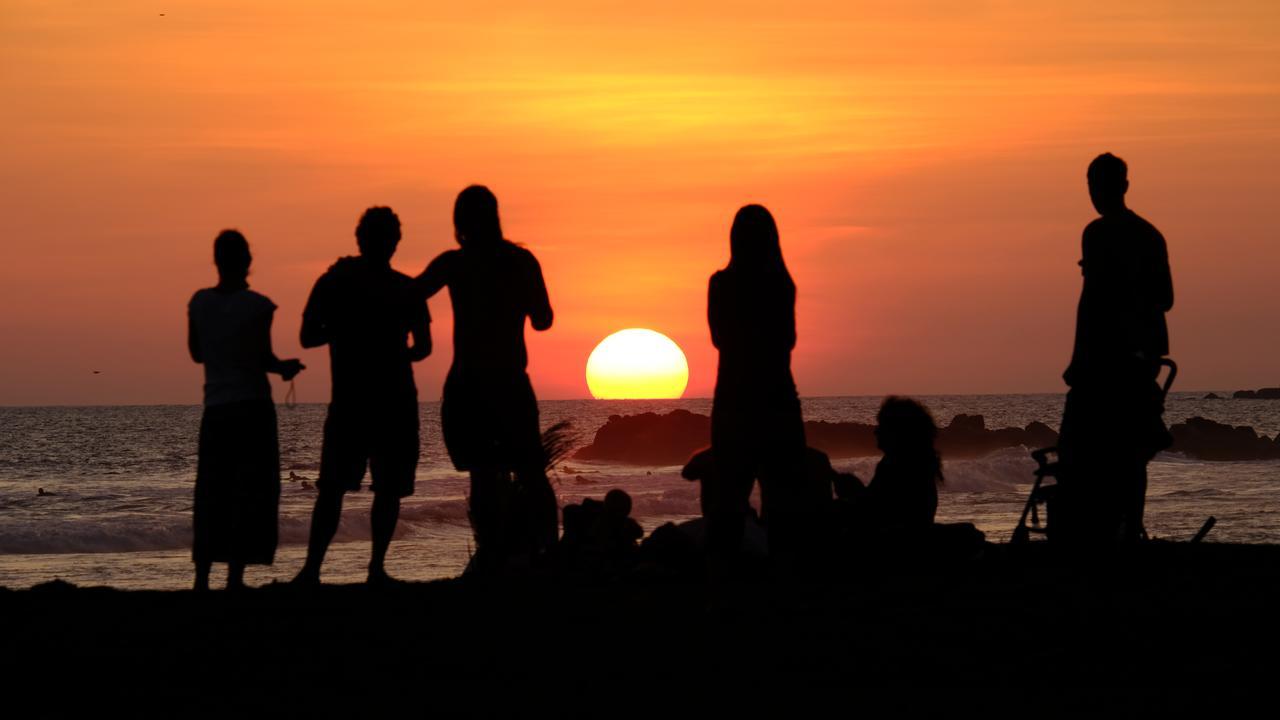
[[728, 204, 794, 293], [453, 185, 510, 250], [876, 396, 945, 485]]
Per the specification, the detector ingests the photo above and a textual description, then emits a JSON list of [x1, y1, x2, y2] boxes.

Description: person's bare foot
[[366, 567, 404, 587], [291, 567, 321, 586]]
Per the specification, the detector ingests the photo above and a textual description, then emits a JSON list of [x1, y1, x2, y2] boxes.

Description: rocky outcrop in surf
[[573, 410, 1061, 466], [573, 410, 712, 465], [1169, 417, 1280, 461], [573, 411, 1280, 465], [1232, 388, 1280, 399]]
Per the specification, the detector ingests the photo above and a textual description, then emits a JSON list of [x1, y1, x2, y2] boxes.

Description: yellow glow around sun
[[586, 329, 689, 400]]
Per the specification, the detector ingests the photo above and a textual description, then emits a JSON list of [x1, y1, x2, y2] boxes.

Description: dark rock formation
[[1204, 392, 1223, 400], [572, 409, 711, 465], [1170, 417, 1280, 461], [937, 414, 1059, 459], [1234, 388, 1280, 400], [574, 410, 1063, 465], [575, 410, 1280, 465]]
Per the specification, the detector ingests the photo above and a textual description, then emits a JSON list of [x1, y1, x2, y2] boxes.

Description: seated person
[[684, 444, 854, 563], [560, 489, 643, 575], [861, 396, 943, 531]]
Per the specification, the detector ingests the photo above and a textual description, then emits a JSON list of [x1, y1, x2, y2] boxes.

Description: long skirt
[[194, 398, 280, 565]]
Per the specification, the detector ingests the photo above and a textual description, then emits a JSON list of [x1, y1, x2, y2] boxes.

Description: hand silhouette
[[279, 359, 305, 381]]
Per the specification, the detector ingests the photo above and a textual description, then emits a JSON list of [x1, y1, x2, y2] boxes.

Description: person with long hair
[[706, 204, 812, 565], [865, 396, 943, 530], [187, 230, 303, 590], [416, 185, 556, 571]]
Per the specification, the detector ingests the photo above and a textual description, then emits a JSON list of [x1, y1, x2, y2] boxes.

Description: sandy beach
[[6, 542, 1278, 713]]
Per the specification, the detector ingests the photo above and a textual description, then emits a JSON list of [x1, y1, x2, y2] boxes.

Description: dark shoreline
[[6, 542, 1279, 713]]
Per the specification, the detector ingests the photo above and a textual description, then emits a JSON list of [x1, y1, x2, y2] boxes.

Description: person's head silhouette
[[213, 229, 251, 287], [1087, 153, 1129, 216], [729, 204, 785, 271], [604, 488, 632, 519], [875, 396, 940, 459], [355, 206, 401, 263], [453, 185, 504, 249]]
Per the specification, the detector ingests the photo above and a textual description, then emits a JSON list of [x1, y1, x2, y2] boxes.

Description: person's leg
[[761, 453, 821, 566], [368, 492, 401, 583], [294, 486, 345, 583], [468, 468, 505, 571], [227, 562, 246, 590], [516, 464, 558, 554], [705, 467, 753, 575], [295, 407, 361, 584], [363, 399, 418, 583], [194, 561, 211, 592], [1119, 457, 1149, 543]]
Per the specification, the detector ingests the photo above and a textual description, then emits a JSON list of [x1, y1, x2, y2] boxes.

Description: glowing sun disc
[[586, 329, 689, 400]]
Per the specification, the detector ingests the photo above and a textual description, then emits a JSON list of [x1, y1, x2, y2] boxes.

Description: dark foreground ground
[[5, 543, 1280, 715]]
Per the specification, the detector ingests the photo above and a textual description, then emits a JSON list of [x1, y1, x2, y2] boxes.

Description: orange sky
[[2, 1, 1278, 404]]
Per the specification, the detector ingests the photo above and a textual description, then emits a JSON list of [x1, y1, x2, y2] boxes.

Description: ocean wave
[[833, 447, 1033, 493], [0, 518, 193, 555], [1157, 488, 1228, 498]]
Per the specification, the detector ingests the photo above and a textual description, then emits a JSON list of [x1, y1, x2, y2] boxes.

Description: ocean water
[[2, 393, 1278, 589]]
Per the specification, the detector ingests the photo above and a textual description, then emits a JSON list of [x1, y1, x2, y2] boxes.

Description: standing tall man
[[294, 207, 431, 585], [1057, 153, 1174, 544]]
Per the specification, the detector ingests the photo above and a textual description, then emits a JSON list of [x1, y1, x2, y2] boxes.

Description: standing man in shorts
[[1057, 153, 1174, 545], [294, 206, 431, 585]]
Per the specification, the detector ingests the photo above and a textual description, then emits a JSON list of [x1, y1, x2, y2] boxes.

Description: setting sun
[[586, 329, 689, 400]]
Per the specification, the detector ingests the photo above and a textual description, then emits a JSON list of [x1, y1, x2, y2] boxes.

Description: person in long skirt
[[416, 186, 555, 572], [188, 230, 303, 590]]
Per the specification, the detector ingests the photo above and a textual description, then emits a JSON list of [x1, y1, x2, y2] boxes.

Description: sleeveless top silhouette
[[188, 288, 276, 406], [420, 243, 551, 471], [302, 256, 427, 407], [708, 267, 804, 469], [426, 244, 550, 376], [708, 268, 799, 407]]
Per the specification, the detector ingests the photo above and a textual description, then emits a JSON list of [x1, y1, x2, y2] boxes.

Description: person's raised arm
[[528, 253, 553, 332], [300, 276, 331, 349], [414, 251, 452, 300]]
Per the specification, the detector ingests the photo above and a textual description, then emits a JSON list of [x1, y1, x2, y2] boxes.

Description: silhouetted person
[[1057, 153, 1174, 545], [863, 397, 942, 530], [415, 185, 555, 571], [560, 489, 643, 576], [294, 207, 431, 585], [188, 230, 303, 591], [706, 204, 815, 569]]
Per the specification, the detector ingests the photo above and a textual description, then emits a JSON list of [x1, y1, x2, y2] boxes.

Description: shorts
[[440, 368, 544, 473], [318, 401, 420, 498]]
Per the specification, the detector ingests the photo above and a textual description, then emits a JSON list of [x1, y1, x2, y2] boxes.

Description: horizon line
[[0, 388, 1233, 409]]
